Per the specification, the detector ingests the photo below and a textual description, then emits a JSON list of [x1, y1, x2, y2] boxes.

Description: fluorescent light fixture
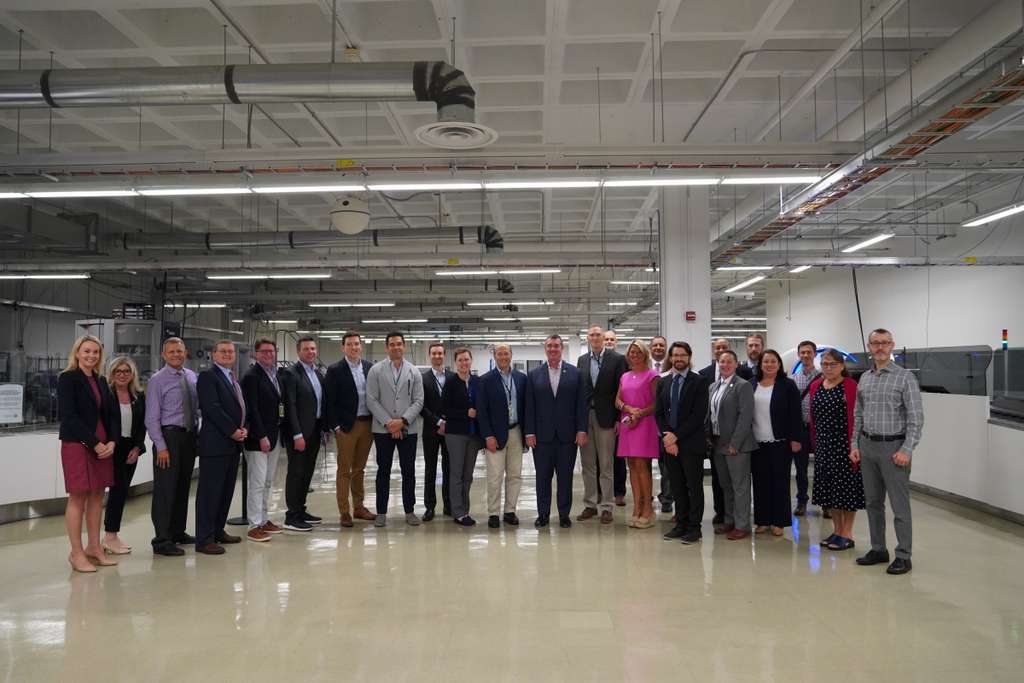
[[724, 275, 766, 293], [644, 267, 660, 272], [613, 327, 635, 332], [252, 184, 366, 194], [266, 319, 298, 324], [608, 302, 637, 306], [308, 302, 395, 308], [497, 268, 561, 275], [27, 190, 137, 198], [483, 316, 550, 321], [231, 319, 245, 323], [164, 303, 226, 308], [610, 280, 658, 285], [435, 269, 499, 276], [721, 176, 822, 185], [466, 301, 554, 306], [841, 232, 894, 253], [962, 202, 1024, 227], [603, 178, 718, 187], [0, 273, 90, 280], [368, 182, 482, 192], [711, 328, 768, 333], [789, 265, 813, 274], [269, 273, 331, 280], [361, 318, 428, 324], [484, 180, 600, 190], [139, 188, 251, 196], [715, 266, 773, 272], [206, 273, 268, 280], [0, 192, 27, 199]]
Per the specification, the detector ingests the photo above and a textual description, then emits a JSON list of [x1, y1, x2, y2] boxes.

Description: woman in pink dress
[[615, 340, 661, 528]]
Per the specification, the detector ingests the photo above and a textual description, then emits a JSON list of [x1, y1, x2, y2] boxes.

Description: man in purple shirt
[[144, 337, 199, 556]]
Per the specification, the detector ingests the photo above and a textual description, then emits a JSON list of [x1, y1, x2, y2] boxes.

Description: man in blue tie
[[280, 336, 327, 532]]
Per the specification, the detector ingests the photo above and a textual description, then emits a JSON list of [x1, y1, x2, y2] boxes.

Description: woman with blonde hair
[[614, 339, 661, 527], [57, 335, 117, 572], [103, 356, 147, 555]]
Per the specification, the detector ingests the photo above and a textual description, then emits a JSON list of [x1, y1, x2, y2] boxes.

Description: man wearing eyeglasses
[[850, 328, 924, 575]]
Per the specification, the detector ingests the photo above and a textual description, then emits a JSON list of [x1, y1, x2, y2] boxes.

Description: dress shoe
[[663, 527, 685, 540], [422, 509, 436, 522], [247, 527, 271, 543], [302, 512, 323, 525], [374, 514, 387, 528], [559, 518, 572, 529], [627, 516, 638, 528], [576, 507, 598, 521], [68, 554, 97, 573], [680, 529, 702, 545], [534, 517, 549, 528], [102, 542, 132, 556], [856, 549, 891, 566], [712, 514, 724, 525], [353, 507, 376, 521], [614, 496, 626, 507], [636, 517, 655, 529], [174, 533, 196, 545], [153, 543, 185, 557], [793, 503, 807, 517], [726, 528, 751, 541], [405, 513, 421, 526], [215, 532, 241, 544], [661, 502, 673, 514], [196, 542, 225, 555], [339, 512, 354, 528], [283, 519, 313, 532], [714, 524, 735, 535], [599, 510, 613, 525], [502, 512, 520, 526], [886, 558, 912, 575], [488, 515, 500, 529], [456, 516, 477, 527], [261, 521, 283, 534]]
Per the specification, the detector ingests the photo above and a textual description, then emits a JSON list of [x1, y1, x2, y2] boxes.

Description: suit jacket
[[241, 363, 282, 451], [107, 387, 147, 451], [324, 357, 373, 433], [57, 369, 115, 448], [420, 367, 456, 433], [699, 362, 716, 382], [737, 363, 754, 381], [655, 370, 709, 456], [576, 348, 628, 429], [524, 362, 587, 444], [197, 366, 245, 457], [441, 373, 481, 436], [709, 374, 756, 455], [750, 376, 803, 443], [280, 361, 327, 445], [476, 367, 527, 449], [365, 359, 425, 435]]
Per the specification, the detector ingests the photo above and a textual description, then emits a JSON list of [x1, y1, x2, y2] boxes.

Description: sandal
[[827, 537, 856, 551], [819, 534, 839, 547]]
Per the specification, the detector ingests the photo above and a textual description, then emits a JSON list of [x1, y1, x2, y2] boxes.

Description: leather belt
[[161, 425, 193, 433], [861, 431, 905, 442], [355, 415, 372, 421]]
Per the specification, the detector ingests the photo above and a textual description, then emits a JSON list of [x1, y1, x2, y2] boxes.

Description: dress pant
[[793, 422, 812, 504], [708, 446, 725, 519], [284, 434, 321, 523], [374, 433, 418, 514], [485, 426, 523, 515], [244, 443, 281, 527], [195, 450, 240, 547], [335, 417, 373, 515], [711, 440, 752, 531], [751, 440, 793, 528], [421, 425, 450, 514], [105, 436, 139, 533], [532, 440, 577, 520], [445, 433, 482, 519], [580, 409, 616, 512], [151, 427, 197, 548], [664, 450, 704, 532], [613, 452, 627, 498], [859, 437, 913, 559], [656, 451, 673, 505]]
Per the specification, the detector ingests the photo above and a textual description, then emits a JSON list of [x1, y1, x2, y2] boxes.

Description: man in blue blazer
[[476, 343, 528, 529], [524, 334, 588, 529], [195, 340, 248, 555]]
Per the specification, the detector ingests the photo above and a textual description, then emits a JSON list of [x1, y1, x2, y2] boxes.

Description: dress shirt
[[499, 368, 518, 425], [431, 368, 446, 392], [753, 383, 776, 442], [216, 363, 246, 422], [709, 377, 730, 436], [301, 361, 323, 419], [260, 362, 280, 394], [792, 365, 818, 424], [667, 368, 689, 430], [588, 348, 603, 386], [347, 357, 369, 416], [547, 361, 563, 396], [144, 364, 198, 452], [853, 362, 924, 455]]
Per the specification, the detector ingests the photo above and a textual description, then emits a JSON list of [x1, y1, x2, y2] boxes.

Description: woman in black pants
[[750, 349, 802, 537], [103, 356, 147, 554], [441, 347, 483, 527]]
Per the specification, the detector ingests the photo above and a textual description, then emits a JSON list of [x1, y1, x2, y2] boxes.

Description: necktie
[[670, 374, 683, 429], [179, 371, 195, 431], [230, 371, 246, 424]]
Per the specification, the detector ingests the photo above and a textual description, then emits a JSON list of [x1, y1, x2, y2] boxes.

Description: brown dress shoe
[[726, 528, 751, 540], [599, 510, 613, 524], [261, 521, 283, 534], [576, 507, 598, 521], [215, 532, 241, 544], [340, 512, 354, 528], [353, 507, 376, 521], [714, 524, 735, 535], [197, 542, 225, 555], [793, 503, 807, 517], [247, 527, 271, 543]]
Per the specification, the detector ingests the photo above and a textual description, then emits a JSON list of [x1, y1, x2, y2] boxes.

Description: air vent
[[415, 121, 498, 150]]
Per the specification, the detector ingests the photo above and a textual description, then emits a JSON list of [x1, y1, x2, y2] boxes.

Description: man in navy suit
[[195, 340, 248, 555], [524, 334, 588, 529], [476, 343, 528, 529]]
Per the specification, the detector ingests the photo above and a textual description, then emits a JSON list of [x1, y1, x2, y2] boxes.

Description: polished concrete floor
[[1, 447, 1023, 683]]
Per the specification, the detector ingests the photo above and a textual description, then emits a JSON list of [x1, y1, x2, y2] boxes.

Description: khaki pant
[[335, 418, 373, 515], [485, 426, 524, 516], [580, 409, 617, 512]]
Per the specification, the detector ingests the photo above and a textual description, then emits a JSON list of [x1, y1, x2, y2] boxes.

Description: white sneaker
[[374, 514, 387, 528], [405, 513, 421, 526]]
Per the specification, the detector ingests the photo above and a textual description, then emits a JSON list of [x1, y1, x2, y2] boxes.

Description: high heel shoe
[[627, 516, 638, 528], [102, 543, 132, 555], [68, 554, 97, 573], [84, 551, 118, 567]]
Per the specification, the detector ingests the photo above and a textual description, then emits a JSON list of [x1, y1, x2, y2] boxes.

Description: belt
[[861, 431, 905, 442], [161, 425, 193, 433], [757, 439, 784, 446], [356, 415, 372, 421], [508, 422, 518, 430]]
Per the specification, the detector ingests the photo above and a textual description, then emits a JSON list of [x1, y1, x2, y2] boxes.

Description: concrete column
[[658, 187, 712, 370]]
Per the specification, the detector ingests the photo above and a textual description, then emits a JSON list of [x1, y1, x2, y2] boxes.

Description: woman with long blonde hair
[[102, 356, 147, 555], [614, 340, 661, 527]]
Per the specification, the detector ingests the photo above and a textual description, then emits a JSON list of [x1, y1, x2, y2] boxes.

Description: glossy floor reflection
[[1, 446, 1023, 682]]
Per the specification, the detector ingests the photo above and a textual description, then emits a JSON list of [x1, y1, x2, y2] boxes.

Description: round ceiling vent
[[415, 121, 499, 149]]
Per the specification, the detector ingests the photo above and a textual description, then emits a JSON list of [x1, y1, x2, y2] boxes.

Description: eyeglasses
[[112, 368, 133, 375], [868, 340, 893, 348], [820, 362, 842, 368]]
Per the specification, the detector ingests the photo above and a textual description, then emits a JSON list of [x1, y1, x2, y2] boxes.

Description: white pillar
[[659, 187, 712, 370]]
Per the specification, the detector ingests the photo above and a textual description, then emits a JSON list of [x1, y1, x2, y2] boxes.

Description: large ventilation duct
[[0, 62, 496, 149]]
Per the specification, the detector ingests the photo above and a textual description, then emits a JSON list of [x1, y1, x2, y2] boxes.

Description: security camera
[[329, 194, 370, 235]]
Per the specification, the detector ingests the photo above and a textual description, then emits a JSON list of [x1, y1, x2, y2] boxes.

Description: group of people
[[56, 325, 923, 576]]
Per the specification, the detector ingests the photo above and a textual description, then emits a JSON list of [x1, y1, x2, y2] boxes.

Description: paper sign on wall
[[0, 384, 24, 424]]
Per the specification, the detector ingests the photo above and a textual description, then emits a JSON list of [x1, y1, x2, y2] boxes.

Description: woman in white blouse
[[103, 356, 147, 554]]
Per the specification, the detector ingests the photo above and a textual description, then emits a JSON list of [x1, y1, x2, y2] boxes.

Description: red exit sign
[[685, 311, 696, 322]]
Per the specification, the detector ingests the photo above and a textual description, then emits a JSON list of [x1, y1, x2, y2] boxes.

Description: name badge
[[279, 402, 285, 419]]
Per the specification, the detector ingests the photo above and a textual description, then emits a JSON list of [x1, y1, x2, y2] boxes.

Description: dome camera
[[329, 194, 370, 235]]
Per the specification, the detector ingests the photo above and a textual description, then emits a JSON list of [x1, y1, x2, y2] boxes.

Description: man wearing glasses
[[850, 328, 924, 575]]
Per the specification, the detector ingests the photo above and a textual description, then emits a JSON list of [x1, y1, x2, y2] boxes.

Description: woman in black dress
[[808, 349, 864, 551]]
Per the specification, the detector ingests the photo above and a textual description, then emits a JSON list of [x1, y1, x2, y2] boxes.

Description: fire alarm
[[685, 311, 696, 322]]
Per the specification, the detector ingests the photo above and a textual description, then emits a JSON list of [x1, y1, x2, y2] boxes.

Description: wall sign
[[0, 384, 24, 424]]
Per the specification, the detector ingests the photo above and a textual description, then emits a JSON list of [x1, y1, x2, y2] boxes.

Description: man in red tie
[[195, 340, 248, 555]]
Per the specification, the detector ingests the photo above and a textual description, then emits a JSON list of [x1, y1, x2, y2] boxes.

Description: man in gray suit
[[707, 349, 756, 540], [365, 331, 425, 528]]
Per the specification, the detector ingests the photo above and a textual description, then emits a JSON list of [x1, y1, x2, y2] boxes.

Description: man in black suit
[[324, 333, 376, 527], [698, 337, 738, 528], [240, 338, 283, 543], [195, 340, 247, 555], [420, 342, 455, 521], [656, 341, 709, 546], [280, 336, 326, 532], [577, 325, 627, 524], [741, 334, 763, 379]]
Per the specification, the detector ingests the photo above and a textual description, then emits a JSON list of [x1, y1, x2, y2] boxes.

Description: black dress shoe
[[422, 510, 436, 522], [661, 502, 673, 514], [196, 542, 225, 555], [488, 516, 500, 529], [442, 508, 452, 517], [663, 527, 686, 540], [153, 543, 185, 557], [457, 516, 477, 527], [856, 549, 891, 566], [173, 533, 196, 545], [534, 517, 549, 528], [886, 558, 912, 575], [215, 532, 241, 544], [680, 530, 702, 545], [712, 514, 724, 525], [559, 518, 572, 529], [503, 512, 520, 526], [303, 512, 323, 525]]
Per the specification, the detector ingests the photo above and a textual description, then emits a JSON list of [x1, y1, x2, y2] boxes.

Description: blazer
[[241, 363, 282, 451], [700, 362, 753, 382], [750, 376, 803, 444], [280, 361, 327, 444], [324, 357, 373, 433], [523, 362, 587, 444], [441, 373, 481, 436], [197, 366, 245, 457], [476, 367, 527, 449], [654, 370, 709, 456], [57, 369, 115, 449], [420, 367, 456, 433], [576, 348, 628, 428], [736, 363, 754, 381], [107, 387, 147, 451], [808, 376, 858, 450], [708, 374, 755, 455], [365, 359, 425, 435]]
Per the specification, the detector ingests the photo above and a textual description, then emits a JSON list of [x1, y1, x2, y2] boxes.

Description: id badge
[[278, 402, 285, 419]]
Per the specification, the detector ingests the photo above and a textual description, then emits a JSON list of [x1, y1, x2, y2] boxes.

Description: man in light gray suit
[[707, 349, 756, 540], [366, 331, 425, 528]]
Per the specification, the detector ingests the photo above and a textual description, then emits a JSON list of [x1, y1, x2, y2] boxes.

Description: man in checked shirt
[[850, 328, 924, 575]]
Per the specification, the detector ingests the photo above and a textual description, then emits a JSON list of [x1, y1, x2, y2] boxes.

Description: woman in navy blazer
[[103, 356, 147, 555], [750, 349, 803, 536], [441, 348, 484, 526]]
